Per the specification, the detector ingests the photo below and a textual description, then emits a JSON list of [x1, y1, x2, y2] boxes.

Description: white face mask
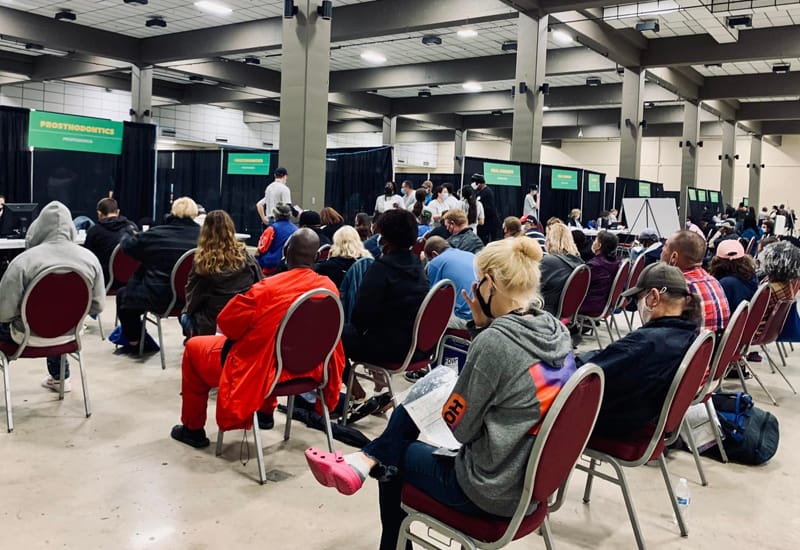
[[441, 192, 449, 200], [470, 182, 478, 190], [637, 293, 654, 324]]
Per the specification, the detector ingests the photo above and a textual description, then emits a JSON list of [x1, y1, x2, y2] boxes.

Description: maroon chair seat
[[588, 426, 662, 463], [0, 340, 79, 358], [577, 260, 631, 347], [401, 484, 546, 543], [556, 264, 591, 324], [271, 377, 319, 396], [99, 244, 142, 340], [445, 328, 471, 339]]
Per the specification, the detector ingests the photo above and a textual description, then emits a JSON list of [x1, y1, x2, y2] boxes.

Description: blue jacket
[[339, 256, 374, 323], [258, 220, 297, 269], [719, 275, 758, 310], [427, 248, 476, 320]]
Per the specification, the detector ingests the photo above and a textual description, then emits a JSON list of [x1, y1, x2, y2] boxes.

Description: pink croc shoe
[[305, 448, 364, 496]]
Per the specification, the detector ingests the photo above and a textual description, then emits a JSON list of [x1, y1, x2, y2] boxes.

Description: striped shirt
[[684, 266, 730, 333]]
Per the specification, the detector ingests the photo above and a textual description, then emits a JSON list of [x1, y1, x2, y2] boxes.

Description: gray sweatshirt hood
[[25, 201, 76, 248], [488, 310, 573, 367]]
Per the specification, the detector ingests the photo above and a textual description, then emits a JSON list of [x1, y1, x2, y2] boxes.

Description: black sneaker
[[170, 424, 210, 448], [256, 411, 275, 430], [403, 368, 429, 383]]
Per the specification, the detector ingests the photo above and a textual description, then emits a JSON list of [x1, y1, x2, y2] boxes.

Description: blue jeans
[[0, 323, 69, 379], [363, 406, 489, 550]]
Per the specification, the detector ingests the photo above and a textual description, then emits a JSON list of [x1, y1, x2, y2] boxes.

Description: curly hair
[[193, 210, 247, 276], [709, 255, 756, 283], [378, 209, 418, 250], [761, 241, 800, 283]]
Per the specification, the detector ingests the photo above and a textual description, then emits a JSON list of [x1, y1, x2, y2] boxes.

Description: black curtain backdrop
[[581, 170, 606, 222], [114, 121, 156, 225], [221, 149, 277, 244], [0, 106, 32, 202], [604, 181, 615, 211], [156, 150, 223, 222], [33, 150, 117, 220], [462, 156, 539, 223], [325, 146, 393, 224], [615, 177, 661, 213], [539, 164, 582, 223]]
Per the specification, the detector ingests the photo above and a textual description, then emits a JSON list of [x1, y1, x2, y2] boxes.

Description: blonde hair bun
[[511, 234, 543, 262]]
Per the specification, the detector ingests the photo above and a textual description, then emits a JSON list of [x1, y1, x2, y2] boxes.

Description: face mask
[[442, 192, 449, 200], [385, 187, 393, 195], [470, 182, 478, 190], [475, 276, 495, 320], [637, 293, 654, 324]]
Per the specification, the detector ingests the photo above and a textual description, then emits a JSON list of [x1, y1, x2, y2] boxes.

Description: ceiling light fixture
[[194, 1, 232, 16], [586, 76, 602, 87], [54, 10, 76, 21], [123, 0, 149, 4], [491, 110, 503, 116], [773, 63, 791, 74], [317, 0, 332, 20], [727, 14, 752, 28], [145, 16, 166, 27], [421, 35, 442, 46], [457, 29, 478, 38], [462, 81, 483, 92], [501, 40, 517, 52], [244, 56, 260, 65], [635, 20, 660, 32], [418, 89, 432, 98], [360, 50, 386, 64], [551, 29, 573, 45], [188, 75, 204, 82]]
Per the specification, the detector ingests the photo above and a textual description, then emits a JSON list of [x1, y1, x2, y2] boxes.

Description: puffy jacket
[[84, 215, 138, 285]]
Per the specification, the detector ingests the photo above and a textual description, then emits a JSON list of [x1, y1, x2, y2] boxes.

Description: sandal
[[305, 448, 363, 495]]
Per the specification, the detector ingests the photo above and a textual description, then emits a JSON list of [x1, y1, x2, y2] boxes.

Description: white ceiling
[[694, 58, 800, 76]]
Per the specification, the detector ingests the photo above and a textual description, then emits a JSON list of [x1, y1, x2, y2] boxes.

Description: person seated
[[579, 230, 621, 316], [761, 219, 775, 237], [629, 227, 662, 266], [740, 214, 763, 248], [423, 237, 477, 330], [410, 189, 430, 236], [707, 219, 739, 254], [299, 210, 332, 246], [256, 203, 297, 276], [579, 262, 701, 438], [305, 237, 576, 550], [363, 213, 383, 259], [567, 208, 583, 228], [170, 228, 345, 448], [708, 240, 758, 310], [756, 240, 800, 338], [320, 207, 345, 242], [0, 201, 104, 392], [83, 197, 138, 288], [443, 209, 484, 254], [0, 194, 18, 236], [661, 229, 730, 335], [539, 222, 584, 315], [571, 229, 594, 262], [116, 197, 201, 353], [596, 210, 612, 229], [354, 212, 372, 242], [314, 225, 372, 288], [521, 214, 545, 250], [181, 211, 262, 339], [375, 181, 404, 215], [416, 209, 432, 239], [686, 216, 707, 239], [502, 216, 523, 239]]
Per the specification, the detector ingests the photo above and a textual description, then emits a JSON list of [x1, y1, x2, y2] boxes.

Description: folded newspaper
[[396, 366, 461, 451]]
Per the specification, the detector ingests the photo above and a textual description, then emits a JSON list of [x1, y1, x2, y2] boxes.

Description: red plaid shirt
[[683, 266, 730, 333]]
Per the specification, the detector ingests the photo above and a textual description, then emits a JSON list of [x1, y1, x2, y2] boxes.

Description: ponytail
[[680, 293, 703, 326]]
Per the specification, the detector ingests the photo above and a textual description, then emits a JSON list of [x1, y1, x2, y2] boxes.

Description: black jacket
[[314, 256, 356, 289], [476, 186, 500, 242], [321, 222, 344, 242], [350, 249, 429, 362], [0, 207, 17, 236], [579, 316, 698, 438], [84, 215, 138, 285], [120, 216, 201, 312], [184, 254, 262, 336], [539, 253, 584, 315]]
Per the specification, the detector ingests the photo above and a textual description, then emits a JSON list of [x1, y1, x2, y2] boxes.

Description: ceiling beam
[[738, 101, 800, 121], [328, 92, 391, 116], [645, 67, 702, 101], [0, 52, 33, 77], [551, 11, 644, 69], [169, 60, 281, 93], [642, 26, 800, 67], [62, 74, 184, 102], [328, 120, 383, 133], [760, 121, 800, 135], [214, 100, 280, 118], [701, 72, 800, 100], [403, 113, 465, 129], [31, 55, 127, 81]]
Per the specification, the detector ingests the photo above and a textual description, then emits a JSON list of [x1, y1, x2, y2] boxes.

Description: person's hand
[[462, 282, 491, 328]]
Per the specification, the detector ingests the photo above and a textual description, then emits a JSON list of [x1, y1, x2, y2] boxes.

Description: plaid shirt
[[684, 266, 730, 333]]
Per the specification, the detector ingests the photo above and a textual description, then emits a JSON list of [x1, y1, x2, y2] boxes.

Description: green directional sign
[[551, 168, 578, 191], [588, 173, 601, 192], [710, 191, 720, 203], [28, 111, 123, 155], [639, 182, 651, 197], [688, 189, 697, 201], [698, 190, 707, 202], [483, 162, 521, 186], [227, 153, 271, 175]]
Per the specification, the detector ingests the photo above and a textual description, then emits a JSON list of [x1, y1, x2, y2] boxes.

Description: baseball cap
[[639, 228, 659, 241], [272, 203, 292, 218], [299, 210, 321, 226], [520, 214, 538, 225], [620, 262, 689, 298], [716, 239, 745, 260], [470, 173, 485, 184], [274, 166, 288, 178]]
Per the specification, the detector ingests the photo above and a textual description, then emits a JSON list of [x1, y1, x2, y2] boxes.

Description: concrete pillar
[[382, 116, 397, 146], [278, 0, 332, 210], [454, 129, 467, 175], [619, 69, 645, 180], [720, 120, 736, 208], [510, 13, 548, 163], [748, 135, 762, 212], [130, 65, 153, 123], [680, 102, 701, 219]]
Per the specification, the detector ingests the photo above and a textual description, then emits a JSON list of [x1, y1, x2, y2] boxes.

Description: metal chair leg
[[604, 318, 615, 343], [776, 343, 787, 367], [319, 389, 335, 453], [593, 320, 603, 349], [607, 457, 647, 550], [2, 355, 12, 433], [681, 420, 708, 486], [77, 351, 91, 418], [743, 358, 778, 406], [582, 457, 597, 503], [705, 400, 728, 463], [252, 411, 267, 485], [284, 395, 295, 441], [762, 345, 777, 374], [658, 454, 688, 537], [625, 310, 634, 332], [541, 517, 555, 550], [340, 362, 357, 426], [97, 316, 105, 341], [611, 314, 623, 339], [156, 317, 166, 370], [58, 354, 67, 401], [215, 431, 225, 456], [139, 314, 147, 356]]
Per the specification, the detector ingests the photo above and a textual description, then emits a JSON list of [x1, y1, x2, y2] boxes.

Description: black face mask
[[385, 187, 393, 195], [475, 276, 495, 320]]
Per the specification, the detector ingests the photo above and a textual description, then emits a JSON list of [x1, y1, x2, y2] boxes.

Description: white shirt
[[258, 180, 291, 217], [403, 192, 416, 210], [461, 198, 485, 231], [523, 194, 538, 217], [375, 194, 404, 214], [426, 199, 450, 221]]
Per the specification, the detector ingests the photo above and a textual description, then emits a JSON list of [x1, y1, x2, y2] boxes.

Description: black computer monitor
[[6, 203, 38, 234]]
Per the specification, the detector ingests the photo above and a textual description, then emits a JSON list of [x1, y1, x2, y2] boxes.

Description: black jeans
[[363, 406, 487, 550], [0, 323, 69, 379], [116, 286, 145, 343]]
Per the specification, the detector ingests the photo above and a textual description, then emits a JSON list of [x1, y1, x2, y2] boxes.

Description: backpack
[[711, 392, 779, 465]]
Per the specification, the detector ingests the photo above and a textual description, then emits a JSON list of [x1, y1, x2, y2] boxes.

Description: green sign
[[688, 189, 697, 201], [551, 168, 579, 191], [483, 162, 521, 186], [743, 197, 749, 206], [709, 191, 720, 203], [588, 173, 601, 192], [698, 190, 707, 201], [227, 153, 271, 175], [638, 182, 651, 197], [28, 111, 123, 155]]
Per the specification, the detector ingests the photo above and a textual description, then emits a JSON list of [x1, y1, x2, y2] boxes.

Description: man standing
[[84, 197, 138, 287], [472, 174, 500, 244], [423, 237, 476, 330], [443, 209, 484, 254], [400, 180, 416, 210], [256, 167, 291, 226], [0, 201, 104, 392], [171, 228, 345, 448]]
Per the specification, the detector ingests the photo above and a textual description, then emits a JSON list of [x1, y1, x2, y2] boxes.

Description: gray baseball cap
[[620, 262, 689, 298]]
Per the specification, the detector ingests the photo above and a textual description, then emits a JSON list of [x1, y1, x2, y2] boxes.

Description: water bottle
[[675, 478, 691, 523]]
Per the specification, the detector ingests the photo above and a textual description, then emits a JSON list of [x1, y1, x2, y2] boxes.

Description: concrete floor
[[1, 298, 799, 549]]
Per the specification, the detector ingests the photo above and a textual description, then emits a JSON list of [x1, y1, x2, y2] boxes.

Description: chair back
[[701, 301, 749, 398], [556, 264, 591, 322], [746, 236, 756, 256], [411, 237, 426, 258], [496, 365, 605, 547], [401, 279, 456, 368], [628, 253, 646, 289], [107, 244, 141, 291], [267, 288, 344, 395], [740, 283, 771, 351], [16, 268, 92, 355], [161, 248, 195, 316], [603, 259, 631, 317], [758, 299, 795, 346], [316, 244, 331, 262]]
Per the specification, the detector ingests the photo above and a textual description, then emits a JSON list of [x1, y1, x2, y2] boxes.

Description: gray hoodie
[[0, 201, 104, 341], [444, 311, 574, 517]]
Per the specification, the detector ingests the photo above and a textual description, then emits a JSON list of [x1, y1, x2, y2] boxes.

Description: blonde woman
[[568, 208, 583, 228], [539, 221, 584, 315], [314, 225, 372, 287], [305, 237, 575, 550], [182, 210, 262, 337]]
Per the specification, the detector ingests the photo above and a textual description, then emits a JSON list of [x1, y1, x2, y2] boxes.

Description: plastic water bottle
[[675, 478, 691, 523]]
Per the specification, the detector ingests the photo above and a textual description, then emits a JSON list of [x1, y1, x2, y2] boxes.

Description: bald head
[[286, 227, 320, 269], [661, 229, 706, 269], [424, 236, 450, 260]]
